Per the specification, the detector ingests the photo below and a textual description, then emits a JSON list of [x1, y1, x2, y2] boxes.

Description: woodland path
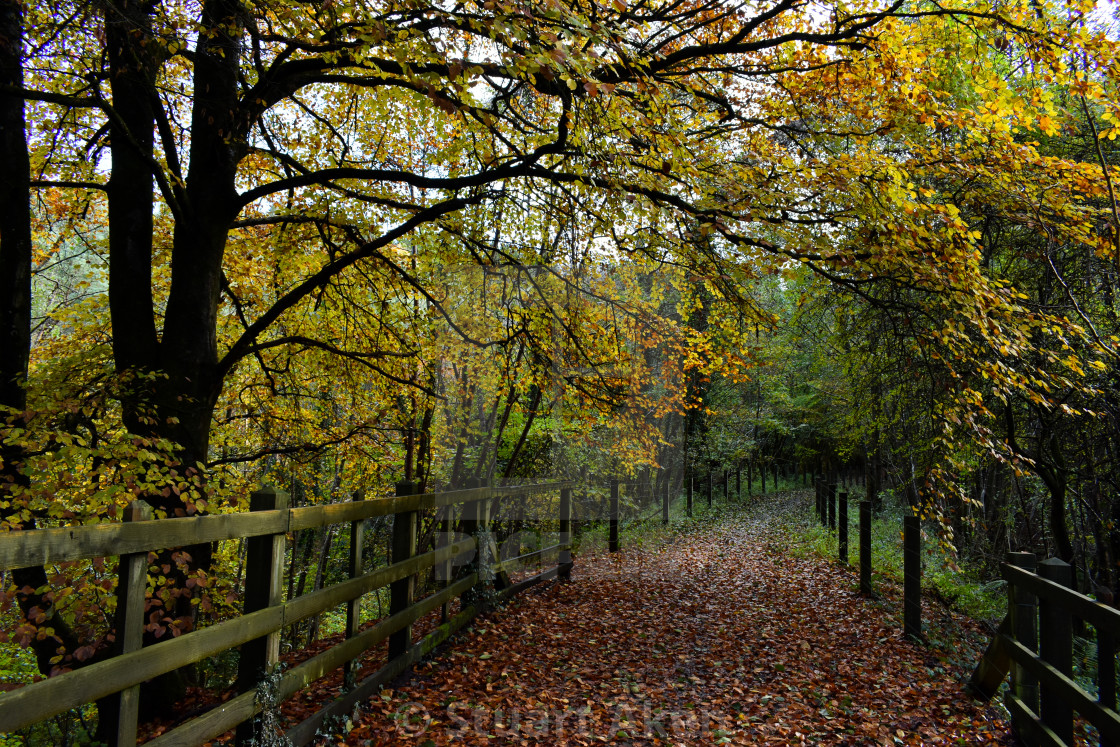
[[339, 495, 1010, 746]]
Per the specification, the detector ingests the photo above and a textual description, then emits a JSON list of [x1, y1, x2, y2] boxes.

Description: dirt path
[[340, 498, 1010, 745]]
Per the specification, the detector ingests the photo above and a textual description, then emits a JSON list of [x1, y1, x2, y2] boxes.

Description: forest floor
[[336, 492, 1012, 746]]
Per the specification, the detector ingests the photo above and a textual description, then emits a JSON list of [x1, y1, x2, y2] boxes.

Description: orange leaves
[[345, 508, 1009, 745]]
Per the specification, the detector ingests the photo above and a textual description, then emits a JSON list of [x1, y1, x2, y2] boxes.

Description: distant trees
[[0, 0, 1117, 726]]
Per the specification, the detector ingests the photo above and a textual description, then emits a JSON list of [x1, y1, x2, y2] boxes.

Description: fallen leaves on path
[[340, 501, 1010, 745], [140, 597, 460, 743]]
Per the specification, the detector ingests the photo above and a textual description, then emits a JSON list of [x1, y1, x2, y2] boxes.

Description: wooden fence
[[813, 476, 924, 637], [594, 474, 721, 547], [969, 552, 1120, 746], [0, 481, 573, 746]]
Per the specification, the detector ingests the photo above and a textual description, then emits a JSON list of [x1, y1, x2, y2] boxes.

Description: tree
[[3, 0, 1119, 721]]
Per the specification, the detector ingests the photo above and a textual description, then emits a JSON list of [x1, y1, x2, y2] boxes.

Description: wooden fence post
[[903, 513, 921, 639], [828, 482, 837, 531], [389, 480, 418, 660], [1007, 551, 1039, 739], [1102, 627, 1117, 737], [967, 614, 1012, 700], [838, 492, 848, 564], [461, 477, 489, 604], [1038, 557, 1074, 744], [859, 500, 872, 595], [559, 486, 573, 580], [609, 479, 620, 553], [100, 499, 152, 747], [345, 490, 366, 687], [686, 476, 693, 518], [236, 486, 290, 746], [438, 499, 452, 625]]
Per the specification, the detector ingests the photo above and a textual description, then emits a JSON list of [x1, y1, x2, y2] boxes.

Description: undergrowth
[[783, 490, 1006, 627]]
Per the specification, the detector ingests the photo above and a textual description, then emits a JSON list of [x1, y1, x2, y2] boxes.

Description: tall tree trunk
[[417, 405, 434, 493], [1109, 481, 1120, 592], [448, 373, 476, 488], [305, 524, 337, 644], [683, 286, 710, 485], [481, 381, 519, 480], [1038, 464, 1074, 563], [102, 0, 192, 716], [105, 0, 160, 386], [100, 0, 246, 715], [0, 0, 82, 676]]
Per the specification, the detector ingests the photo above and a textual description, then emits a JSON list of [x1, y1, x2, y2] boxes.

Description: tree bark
[[99, 0, 247, 714], [683, 286, 710, 481], [1037, 463, 1074, 563], [0, 0, 83, 677], [105, 0, 160, 383]]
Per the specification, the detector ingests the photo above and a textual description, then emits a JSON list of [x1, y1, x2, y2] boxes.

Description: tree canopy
[[2, 0, 1120, 722]]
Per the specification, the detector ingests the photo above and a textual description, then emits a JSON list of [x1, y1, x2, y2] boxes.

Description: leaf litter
[[341, 497, 1011, 746]]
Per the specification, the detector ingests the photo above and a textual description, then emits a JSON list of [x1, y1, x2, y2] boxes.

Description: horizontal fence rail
[[995, 554, 1120, 747], [0, 537, 478, 732], [0, 481, 574, 746], [0, 487, 497, 568]]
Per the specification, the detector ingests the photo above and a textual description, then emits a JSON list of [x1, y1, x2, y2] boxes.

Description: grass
[[573, 475, 813, 556], [786, 491, 1006, 627], [1, 479, 1007, 745], [566, 484, 1011, 717], [574, 490, 723, 558]]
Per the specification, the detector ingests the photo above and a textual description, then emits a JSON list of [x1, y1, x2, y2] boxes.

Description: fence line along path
[[0, 481, 573, 746], [348, 504, 1010, 745], [969, 551, 1120, 747]]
